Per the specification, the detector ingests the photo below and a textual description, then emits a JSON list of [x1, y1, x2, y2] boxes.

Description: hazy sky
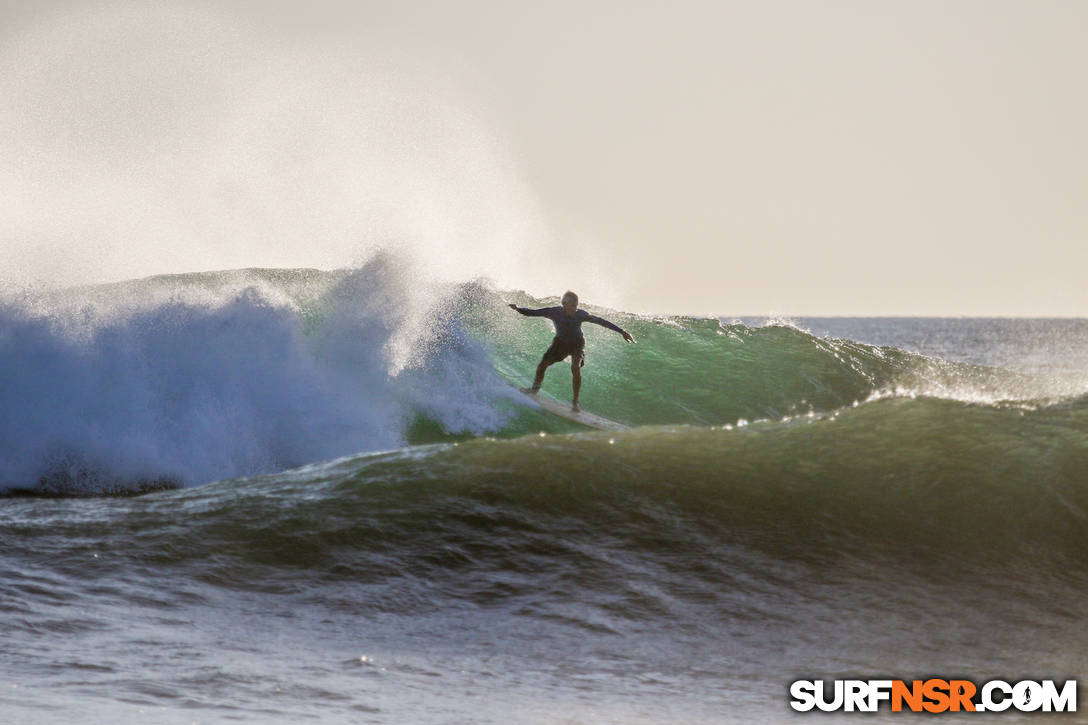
[[2, 0, 1086, 315]]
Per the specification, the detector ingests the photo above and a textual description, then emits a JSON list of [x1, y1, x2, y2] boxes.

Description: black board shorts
[[542, 336, 586, 366]]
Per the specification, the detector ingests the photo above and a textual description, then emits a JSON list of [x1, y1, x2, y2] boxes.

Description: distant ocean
[[3, 260, 1086, 723]]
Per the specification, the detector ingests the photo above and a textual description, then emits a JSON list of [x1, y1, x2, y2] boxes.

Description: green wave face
[[447, 286, 1065, 439]]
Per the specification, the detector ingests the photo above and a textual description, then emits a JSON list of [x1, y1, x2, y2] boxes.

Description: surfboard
[[514, 386, 629, 431]]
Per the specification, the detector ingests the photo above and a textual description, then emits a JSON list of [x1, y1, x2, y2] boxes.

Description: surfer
[[509, 291, 634, 412]]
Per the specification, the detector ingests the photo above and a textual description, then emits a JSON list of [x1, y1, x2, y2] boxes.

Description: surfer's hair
[[561, 291, 578, 306]]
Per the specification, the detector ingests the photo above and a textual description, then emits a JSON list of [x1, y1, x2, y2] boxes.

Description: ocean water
[[2, 261, 1087, 723]]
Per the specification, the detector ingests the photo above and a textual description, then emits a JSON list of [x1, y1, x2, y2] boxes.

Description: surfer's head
[[561, 290, 579, 314]]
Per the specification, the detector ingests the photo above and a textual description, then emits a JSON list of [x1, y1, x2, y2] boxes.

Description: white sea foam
[[0, 256, 511, 492]]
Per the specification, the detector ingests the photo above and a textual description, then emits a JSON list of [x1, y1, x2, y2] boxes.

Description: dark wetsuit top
[[513, 306, 625, 341]]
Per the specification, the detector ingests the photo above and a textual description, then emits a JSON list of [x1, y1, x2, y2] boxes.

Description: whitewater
[[3, 261, 1088, 723]]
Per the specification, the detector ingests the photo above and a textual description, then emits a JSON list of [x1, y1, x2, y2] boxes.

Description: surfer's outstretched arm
[[586, 314, 635, 343], [508, 303, 550, 317]]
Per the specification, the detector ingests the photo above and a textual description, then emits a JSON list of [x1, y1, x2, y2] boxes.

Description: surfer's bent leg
[[530, 357, 550, 392], [570, 359, 581, 411], [570, 340, 585, 411], [530, 337, 566, 392]]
